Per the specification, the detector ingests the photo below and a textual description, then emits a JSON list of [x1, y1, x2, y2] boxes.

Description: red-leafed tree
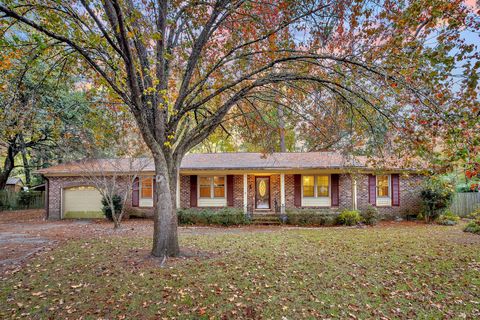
[[1, 0, 478, 258]]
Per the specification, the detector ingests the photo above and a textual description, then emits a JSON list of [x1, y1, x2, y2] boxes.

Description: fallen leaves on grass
[[1, 224, 479, 319]]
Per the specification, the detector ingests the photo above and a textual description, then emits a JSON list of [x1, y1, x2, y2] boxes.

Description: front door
[[255, 177, 270, 209]]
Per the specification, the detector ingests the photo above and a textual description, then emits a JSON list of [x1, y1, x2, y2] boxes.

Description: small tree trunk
[[21, 150, 31, 186], [111, 200, 121, 229], [19, 134, 31, 186], [113, 217, 120, 229], [278, 104, 286, 152], [151, 156, 180, 258], [113, 206, 125, 230]]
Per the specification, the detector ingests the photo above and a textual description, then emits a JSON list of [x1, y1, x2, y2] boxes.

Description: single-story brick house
[[37, 152, 426, 220]]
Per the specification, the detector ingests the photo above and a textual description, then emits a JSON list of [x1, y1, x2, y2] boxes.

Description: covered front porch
[[245, 174, 284, 214], [177, 172, 287, 213], [177, 170, 355, 214]]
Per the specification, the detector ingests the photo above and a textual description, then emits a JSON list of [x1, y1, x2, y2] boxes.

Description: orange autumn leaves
[[466, 164, 480, 191], [0, 49, 21, 90]]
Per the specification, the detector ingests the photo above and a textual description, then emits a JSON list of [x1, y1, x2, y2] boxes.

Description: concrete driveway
[[0, 210, 70, 273]]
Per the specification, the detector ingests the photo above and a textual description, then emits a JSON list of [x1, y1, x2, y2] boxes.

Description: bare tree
[[77, 158, 151, 229]]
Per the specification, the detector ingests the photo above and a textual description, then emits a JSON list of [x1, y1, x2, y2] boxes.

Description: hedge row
[[177, 208, 249, 226], [285, 207, 378, 226], [177, 206, 380, 226], [284, 209, 337, 226]]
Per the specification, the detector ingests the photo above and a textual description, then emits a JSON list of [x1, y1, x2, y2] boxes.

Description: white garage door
[[63, 186, 104, 219]]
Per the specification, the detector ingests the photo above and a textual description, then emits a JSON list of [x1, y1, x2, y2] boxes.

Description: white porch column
[[176, 173, 181, 209], [280, 173, 286, 213], [352, 175, 358, 210], [243, 174, 248, 213]]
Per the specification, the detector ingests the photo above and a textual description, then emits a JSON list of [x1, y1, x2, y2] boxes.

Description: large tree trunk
[[0, 144, 17, 190], [151, 156, 180, 257]]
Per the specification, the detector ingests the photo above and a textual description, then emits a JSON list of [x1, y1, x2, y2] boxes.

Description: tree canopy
[[1, 0, 478, 257], [0, 38, 142, 188]]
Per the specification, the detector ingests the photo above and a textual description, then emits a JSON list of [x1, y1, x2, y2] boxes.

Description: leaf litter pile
[[1, 224, 479, 319]]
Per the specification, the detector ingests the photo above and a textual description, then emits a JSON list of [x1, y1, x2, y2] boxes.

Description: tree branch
[[0, 3, 128, 103]]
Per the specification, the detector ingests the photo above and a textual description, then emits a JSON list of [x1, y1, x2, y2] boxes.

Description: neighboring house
[[5, 177, 24, 193], [37, 152, 426, 220]]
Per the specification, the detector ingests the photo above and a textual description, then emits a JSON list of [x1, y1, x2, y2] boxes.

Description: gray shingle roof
[[180, 152, 367, 170], [36, 152, 423, 175], [6, 177, 23, 185]]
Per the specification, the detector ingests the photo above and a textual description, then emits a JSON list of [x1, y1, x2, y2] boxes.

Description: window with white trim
[[140, 177, 153, 199], [376, 175, 390, 198], [302, 175, 330, 198], [199, 176, 225, 198]]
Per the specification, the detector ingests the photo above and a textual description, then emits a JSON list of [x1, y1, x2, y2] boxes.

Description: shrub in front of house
[[436, 210, 460, 226], [464, 219, 480, 235], [284, 209, 337, 226], [210, 208, 250, 226], [101, 195, 123, 221], [177, 208, 248, 226], [360, 205, 379, 225], [178, 209, 201, 225], [337, 210, 362, 226], [420, 178, 454, 222], [177, 208, 212, 225]]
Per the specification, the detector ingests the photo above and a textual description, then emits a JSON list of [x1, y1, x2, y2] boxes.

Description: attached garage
[[62, 186, 104, 219]]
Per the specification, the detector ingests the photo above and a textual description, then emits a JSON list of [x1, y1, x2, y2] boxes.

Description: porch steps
[[251, 213, 282, 225]]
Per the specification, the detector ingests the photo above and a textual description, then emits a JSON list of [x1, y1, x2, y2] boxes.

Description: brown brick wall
[[179, 174, 282, 210], [284, 174, 352, 214], [357, 173, 425, 218], [270, 175, 281, 210], [46, 176, 137, 220], [179, 174, 244, 209], [47, 176, 85, 219], [233, 175, 244, 208], [49, 172, 425, 220], [179, 175, 191, 208], [285, 174, 295, 209], [339, 174, 353, 210]]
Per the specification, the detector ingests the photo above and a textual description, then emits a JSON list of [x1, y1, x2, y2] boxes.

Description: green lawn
[[2, 224, 480, 319]]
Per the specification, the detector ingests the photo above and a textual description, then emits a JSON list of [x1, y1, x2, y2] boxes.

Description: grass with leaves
[[1, 223, 480, 319]]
